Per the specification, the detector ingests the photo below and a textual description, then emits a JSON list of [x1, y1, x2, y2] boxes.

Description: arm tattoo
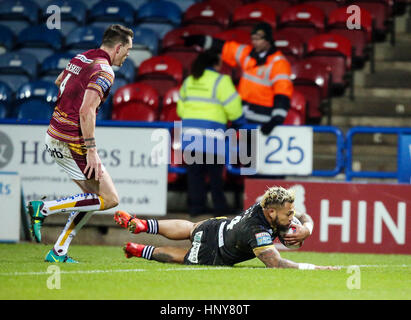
[[257, 248, 299, 269]]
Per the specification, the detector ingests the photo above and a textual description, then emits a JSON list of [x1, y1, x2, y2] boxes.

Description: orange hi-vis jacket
[[221, 41, 293, 109]]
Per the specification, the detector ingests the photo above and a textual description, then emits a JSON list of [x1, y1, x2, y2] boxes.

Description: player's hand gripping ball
[[278, 217, 303, 249]]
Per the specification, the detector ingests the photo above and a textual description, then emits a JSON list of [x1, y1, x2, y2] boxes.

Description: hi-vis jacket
[[221, 41, 293, 124], [177, 69, 244, 155]]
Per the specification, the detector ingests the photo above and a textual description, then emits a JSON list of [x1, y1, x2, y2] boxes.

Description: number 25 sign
[[256, 126, 313, 175]]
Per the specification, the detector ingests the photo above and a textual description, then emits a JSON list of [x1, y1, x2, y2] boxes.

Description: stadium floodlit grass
[[0, 243, 410, 300]]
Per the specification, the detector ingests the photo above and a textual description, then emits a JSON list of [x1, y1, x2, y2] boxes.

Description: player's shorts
[[183, 218, 230, 266], [45, 134, 105, 181]]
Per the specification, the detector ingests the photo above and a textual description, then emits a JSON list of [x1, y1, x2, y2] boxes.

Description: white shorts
[[45, 134, 105, 181]]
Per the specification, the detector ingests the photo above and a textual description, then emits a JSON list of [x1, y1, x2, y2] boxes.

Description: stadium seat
[[182, 2, 230, 34], [65, 26, 104, 50], [129, 26, 158, 67], [16, 100, 54, 121], [207, 0, 244, 13], [0, 25, 15, 55], [345, 0, 394, 42], [136, 1, 182, 38], [273, 30, 305, 66], [301, 0, 340, 16], [214, 28, 251, 45], [291, 59, 332, 124], [161, 26, 209, 76], [119, 0, 148, 10], [112, 58, 135, 83], [40, 52, 73, 82], [160, 86, 181, 122], [255, 0, 295, 18], [88, 0, 135, 30], [15, 80, 58, 108], [112, 82, 160, 120], [279, 4, 325, 40], [0, 0, 39, 35], [97, 96, 113, 121], [136, 55, 183, 98], [231, 3, 277, 33], [167, 0, 196, 12], [0, 52, 38, 92], [16, 25, 63, 63], [284, 89, 306, 125], [0, 81, 12, 118], [41, 0, 87, 36], [305, 33, 353, 97], [328, 6, 374, 70]]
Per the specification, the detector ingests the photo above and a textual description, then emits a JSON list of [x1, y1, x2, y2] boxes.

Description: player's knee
[[102, 193, 119, 210]]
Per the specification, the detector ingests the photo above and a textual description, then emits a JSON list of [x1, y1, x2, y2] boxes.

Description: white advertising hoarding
[[0, 172, 21, 242], [0, 124, 169, 215]]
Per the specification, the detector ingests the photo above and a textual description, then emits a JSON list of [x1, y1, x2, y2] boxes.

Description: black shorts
[[183, 218, 229, 266]]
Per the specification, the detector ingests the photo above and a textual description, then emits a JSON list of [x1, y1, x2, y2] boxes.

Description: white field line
[[0, 265, 410, 277]]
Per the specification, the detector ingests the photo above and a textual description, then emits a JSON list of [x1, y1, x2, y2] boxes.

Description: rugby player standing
[[27, 25, 133, 263]]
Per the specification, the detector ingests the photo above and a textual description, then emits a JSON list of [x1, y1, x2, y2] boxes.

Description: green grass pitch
[[0, 243, 410, 300]]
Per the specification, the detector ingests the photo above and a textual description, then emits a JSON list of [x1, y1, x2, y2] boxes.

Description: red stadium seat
[[273, 29, 305, 65], [345, 0, 394, 41], [161, 26, 209, 76], [301, 0, 340, 16], [114, 104, 157, 122], [284, 89, 307, 125], [328, 6, 374, 69], [291, 59, 332, 123], [255, 0, 296, 18], [214, 28, 251, 84], [112, 82, 160, 120], [279, 4, 325, 40], [160, 86, 181, 122], [182, 1, 230, 34], [305, 33, 353, 97], [231, 3, 277, 33], [207, 0, 244, 13], [137, 55, 184, 98]]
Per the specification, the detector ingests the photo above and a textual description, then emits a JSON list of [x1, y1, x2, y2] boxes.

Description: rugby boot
[[123, 242, 145, 258], [128, 218, 148, 234], [45, 249, 78, 263], [114, 210, 134, 229], [27, 200, 46, 243]]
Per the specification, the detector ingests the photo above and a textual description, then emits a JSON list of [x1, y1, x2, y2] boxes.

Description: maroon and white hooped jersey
[[47, 49, 115, 144]]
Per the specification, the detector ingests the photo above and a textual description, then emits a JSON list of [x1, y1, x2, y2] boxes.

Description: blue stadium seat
[[0, 81, 13, 118], [89, 0, 135, 29], [17, 100, 54, 121], [97, 96, 113, 121], [16, 25, 63, 63], [120, 0, 148, 10], [112, 58, 135, 83], [136, 1, 182, 38], [0, 0, 39, 35], [166, 0, 196, 12], [40, 52, 73, 81], [0, 52, 38, 92], [128, 26, 158, 66], [42, 0, 87, 36], [65, 26, 104, 50], [0, 25, 15, 54], [16, 80, 58, 105]]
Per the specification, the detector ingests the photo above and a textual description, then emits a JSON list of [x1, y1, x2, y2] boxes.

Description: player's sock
[[53, 211, 94, 256], [124, 242, 155, 260], [41, 193, 104, 216]]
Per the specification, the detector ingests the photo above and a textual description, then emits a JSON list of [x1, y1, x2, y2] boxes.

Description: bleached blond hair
[[260, 186, 295, 209]]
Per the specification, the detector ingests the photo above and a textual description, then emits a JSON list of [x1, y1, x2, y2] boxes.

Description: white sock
[[53, 211, 94, 256], [41, 193, 103, 216]]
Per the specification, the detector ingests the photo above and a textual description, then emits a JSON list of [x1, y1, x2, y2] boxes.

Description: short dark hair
[[102, 24, 133, 48]]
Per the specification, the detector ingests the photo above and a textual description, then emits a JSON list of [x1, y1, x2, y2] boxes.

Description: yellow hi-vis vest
[[177, 69, 242, 126]]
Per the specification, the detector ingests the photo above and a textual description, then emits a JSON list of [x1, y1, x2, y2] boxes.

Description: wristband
[[85, 144, 96, 149], [298, 263, 315, 270], [84, 138, 95, 142]]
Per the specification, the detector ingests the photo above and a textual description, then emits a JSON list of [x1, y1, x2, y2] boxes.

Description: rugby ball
[[278, 217, 303, 249]]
